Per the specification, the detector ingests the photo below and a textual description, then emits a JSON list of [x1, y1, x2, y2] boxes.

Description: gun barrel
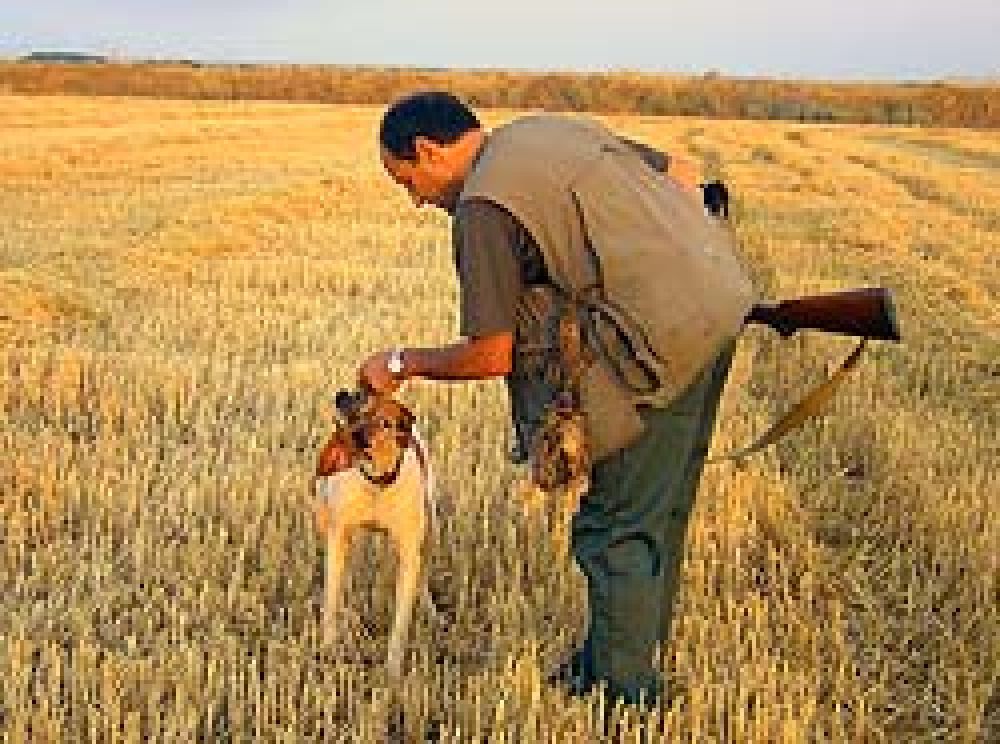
[[747, 287, 902, 341]]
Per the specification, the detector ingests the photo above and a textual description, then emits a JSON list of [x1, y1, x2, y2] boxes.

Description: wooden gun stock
[[746, 287, 902, 341]]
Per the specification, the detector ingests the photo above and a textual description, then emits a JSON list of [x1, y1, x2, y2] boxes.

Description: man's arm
[[358, 333, 512, 393], [665, 154, 701, 193], [359, 198, 523, 393], [405, 332, 513, 380]]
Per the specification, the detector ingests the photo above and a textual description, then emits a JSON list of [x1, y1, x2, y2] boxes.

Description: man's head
[[379, 91, 484, 213]]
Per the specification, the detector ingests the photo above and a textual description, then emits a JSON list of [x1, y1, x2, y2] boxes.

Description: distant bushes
[[1, 61, 996, 128]]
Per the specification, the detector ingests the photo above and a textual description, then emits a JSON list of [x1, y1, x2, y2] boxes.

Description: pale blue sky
[[1, 1, 997, 81]]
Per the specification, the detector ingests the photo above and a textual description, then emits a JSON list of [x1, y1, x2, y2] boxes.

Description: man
[[359, 91, 754, 709]]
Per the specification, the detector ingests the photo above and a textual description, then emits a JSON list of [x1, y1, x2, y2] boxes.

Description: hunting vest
[[460, 115, 756, 460]]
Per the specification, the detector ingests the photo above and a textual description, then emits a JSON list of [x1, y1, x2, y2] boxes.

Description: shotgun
[[744, 287, 902, 342]]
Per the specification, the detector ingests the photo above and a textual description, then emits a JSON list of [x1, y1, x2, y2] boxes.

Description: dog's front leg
[[322, 526, 351, 648], [387, 540, 423, 680]]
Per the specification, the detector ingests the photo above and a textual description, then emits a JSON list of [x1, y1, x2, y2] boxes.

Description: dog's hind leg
[[322, 527, 351, 649], [420, 582, 439, 624], [417, 549, 441, 629], [412, 428, 441, 626]]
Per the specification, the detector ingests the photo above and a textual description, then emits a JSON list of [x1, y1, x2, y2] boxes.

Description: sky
[[1, 1, 998, 82]]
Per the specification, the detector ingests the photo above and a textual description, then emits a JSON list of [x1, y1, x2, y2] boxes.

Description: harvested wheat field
[[1, 94, 997, 742]]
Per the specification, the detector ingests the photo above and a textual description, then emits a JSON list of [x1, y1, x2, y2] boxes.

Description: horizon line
[[6, 50, 999, 87]]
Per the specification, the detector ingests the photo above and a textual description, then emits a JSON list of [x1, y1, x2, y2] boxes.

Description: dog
[[313, 389, 437, 679], [700, 179, 730, 219]]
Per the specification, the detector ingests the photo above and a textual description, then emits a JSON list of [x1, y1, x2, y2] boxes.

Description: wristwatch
[[387, 348, 405, 377]]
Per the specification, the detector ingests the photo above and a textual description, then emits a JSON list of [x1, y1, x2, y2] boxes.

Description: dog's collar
[[358, 447, 406, 487]]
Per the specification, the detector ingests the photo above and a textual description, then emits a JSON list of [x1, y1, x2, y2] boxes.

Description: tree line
[[2, 61, 997, 128]]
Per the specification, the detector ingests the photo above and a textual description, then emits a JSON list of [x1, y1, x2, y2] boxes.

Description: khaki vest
[[460, 115, 756, 460]]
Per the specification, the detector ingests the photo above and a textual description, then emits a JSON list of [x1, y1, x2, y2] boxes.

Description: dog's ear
[[317, 430, 356, 476], [335, 389, 369, 421], [334, 390, 354, 415]]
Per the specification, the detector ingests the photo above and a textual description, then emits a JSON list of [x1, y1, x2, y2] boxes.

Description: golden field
[[1, 94, 997, 742]]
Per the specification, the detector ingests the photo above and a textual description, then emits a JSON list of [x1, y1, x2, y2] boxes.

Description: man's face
[[380, 137, 461, 213]]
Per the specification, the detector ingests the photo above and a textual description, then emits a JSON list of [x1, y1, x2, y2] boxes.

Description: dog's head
[[316, 388, 416, 480]]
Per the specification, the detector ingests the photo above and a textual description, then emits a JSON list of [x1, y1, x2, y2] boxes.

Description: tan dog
[[313, 390, 436, 679]]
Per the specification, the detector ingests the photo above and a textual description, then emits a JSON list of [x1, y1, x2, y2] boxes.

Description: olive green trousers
[[569, 340, 736, 705]]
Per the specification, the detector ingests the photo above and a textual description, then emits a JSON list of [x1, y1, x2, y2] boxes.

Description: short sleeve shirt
[[452, 199, 548, 339]]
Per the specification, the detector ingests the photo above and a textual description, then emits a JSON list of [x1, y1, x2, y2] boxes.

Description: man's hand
[[358, 350, 404, 394], [667, 154, 701, 195]]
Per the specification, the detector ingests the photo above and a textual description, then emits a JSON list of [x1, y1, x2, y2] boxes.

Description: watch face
[[388, 352, 403, 375]]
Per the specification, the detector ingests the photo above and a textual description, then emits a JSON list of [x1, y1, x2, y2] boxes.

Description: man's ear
[[413, 136, 445, 164]]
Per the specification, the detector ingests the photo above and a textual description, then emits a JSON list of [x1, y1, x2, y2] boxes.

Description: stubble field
[[1, 94, 997, 742]]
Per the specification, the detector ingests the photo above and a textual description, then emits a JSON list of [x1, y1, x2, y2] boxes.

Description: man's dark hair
[[379, 92, 481, 160]]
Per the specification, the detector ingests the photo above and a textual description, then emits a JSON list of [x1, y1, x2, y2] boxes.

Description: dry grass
[[1, 95, 997, 742]]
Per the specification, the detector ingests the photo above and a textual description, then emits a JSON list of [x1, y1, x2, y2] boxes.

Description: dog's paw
[[320, 623, 337, 649]]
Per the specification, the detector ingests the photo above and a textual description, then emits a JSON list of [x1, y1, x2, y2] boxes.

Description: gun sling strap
[[704, 337, 868, 464], [554, 293, 873, 466]]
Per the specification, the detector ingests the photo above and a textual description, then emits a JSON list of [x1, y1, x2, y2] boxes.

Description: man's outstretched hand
[[358, 350, 403, 395], [667, 154, 701, 195]]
